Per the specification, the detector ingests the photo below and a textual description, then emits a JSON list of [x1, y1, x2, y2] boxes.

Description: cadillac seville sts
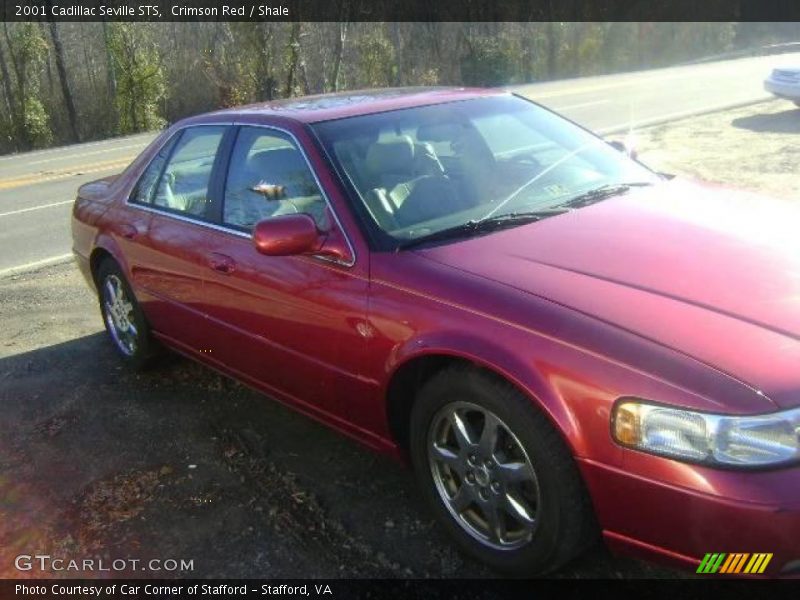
[[71, 88, 800, 576]]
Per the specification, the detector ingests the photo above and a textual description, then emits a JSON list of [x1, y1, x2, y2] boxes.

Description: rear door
[[127, 124, 232, 352]]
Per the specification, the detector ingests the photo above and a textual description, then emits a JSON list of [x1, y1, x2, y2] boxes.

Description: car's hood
[[419, 179, 800, 409]]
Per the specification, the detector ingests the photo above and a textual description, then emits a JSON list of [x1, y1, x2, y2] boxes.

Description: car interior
[[151, 130, 223, 218], [139, 127, 329, 231], [330, 115, 574, 235], [223, 143, 328, 230], [334, 123, 497, 232]]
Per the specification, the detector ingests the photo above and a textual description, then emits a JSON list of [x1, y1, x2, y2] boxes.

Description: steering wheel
[[394, 175, 470, 228], [507, 152, 542, 169]]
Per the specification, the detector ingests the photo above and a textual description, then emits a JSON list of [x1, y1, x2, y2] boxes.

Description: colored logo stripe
[[719, 553, 748, 573], [697, 553, 726, 573], [745, 553, 773, 574], [698, 553, 773, 575]]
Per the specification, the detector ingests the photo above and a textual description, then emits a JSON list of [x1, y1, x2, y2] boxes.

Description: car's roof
[[203, 86, 508, 124]]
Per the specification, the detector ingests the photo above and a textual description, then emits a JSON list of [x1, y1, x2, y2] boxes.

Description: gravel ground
[[1, 98, 797, 580]]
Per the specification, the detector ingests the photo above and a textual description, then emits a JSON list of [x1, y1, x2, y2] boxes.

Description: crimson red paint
[[71, 88, 800, 575]]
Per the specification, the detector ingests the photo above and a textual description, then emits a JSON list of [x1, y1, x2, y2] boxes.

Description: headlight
[[612, 400, 800, 468]]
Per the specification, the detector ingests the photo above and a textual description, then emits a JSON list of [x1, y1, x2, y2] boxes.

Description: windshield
[[312, 95, 660, 248]]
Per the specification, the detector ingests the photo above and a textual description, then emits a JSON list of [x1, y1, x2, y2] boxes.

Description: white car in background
[[764, 67, 800, 106]]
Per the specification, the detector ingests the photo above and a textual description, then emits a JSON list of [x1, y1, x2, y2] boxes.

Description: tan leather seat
[[362, 136, 457, 230], [365, 136, 416, 197], [364, 137, 440, 197], [361, 137, 416, 229]]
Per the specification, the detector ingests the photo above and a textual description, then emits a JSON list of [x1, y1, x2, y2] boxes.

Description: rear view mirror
[[417, 122, 464, 142], [608, 139, 638, 161]]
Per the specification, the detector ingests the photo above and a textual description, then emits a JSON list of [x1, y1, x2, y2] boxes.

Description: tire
[[96, 258, 159, 370], [409, 365, 597, 575]]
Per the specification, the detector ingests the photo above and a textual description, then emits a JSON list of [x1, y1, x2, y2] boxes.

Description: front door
[[199, 125, 369, 421]]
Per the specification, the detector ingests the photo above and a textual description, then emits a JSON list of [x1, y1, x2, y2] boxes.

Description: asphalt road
[[0, 51, 798, 275]]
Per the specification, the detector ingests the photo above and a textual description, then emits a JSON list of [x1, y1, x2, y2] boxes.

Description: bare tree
[[48, 21, 80, 142], [284, 22, 301, 97], [102, 21, 118, 128], [0, 37, 16, 135], [254, 23, 277, 100], [0, 20, 782, 155], [331, 21, 348, 91]]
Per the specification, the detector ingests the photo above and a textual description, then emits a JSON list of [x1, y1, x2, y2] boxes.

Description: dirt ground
[[1, 98, 797, 580], [634, 97, 800, 200]]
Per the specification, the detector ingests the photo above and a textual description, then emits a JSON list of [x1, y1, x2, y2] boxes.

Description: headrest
[[352, 128, 380, 148], [246, 147, 306, 177], [365, 136, 415, 175], [417, 122, 463, 142]]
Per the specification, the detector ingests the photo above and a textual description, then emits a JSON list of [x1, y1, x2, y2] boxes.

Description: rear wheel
[[409, 366, 597, 575], [97, 259, 159, 370]]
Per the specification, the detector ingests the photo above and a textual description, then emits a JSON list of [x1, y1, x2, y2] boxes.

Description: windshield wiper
[[558, 182, 653, 209], [397, 210, 566, 251]]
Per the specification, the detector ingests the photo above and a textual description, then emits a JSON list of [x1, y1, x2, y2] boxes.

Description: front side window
[[151, 126, 226, 218], [223, 127, 329, 231], [313, 95, 660, 247]]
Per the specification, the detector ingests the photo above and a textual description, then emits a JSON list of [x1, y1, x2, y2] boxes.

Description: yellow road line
[[518, 74, 676, 99], [554, 99, 610, 111], [25, 143, 146, 167], [0, 132, 154, 162], [0, 158, 133, 191], [517, 61, 748, 100]]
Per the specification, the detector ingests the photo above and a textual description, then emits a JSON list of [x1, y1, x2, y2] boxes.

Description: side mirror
[[608, 139, 638, 161], [253, 214, 322, 256]]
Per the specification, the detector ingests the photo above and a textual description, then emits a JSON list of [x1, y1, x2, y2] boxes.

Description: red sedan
[[71, 88, 800, 576]]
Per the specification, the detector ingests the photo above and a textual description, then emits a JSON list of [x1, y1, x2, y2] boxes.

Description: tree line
[[0, 21, 797, 154]]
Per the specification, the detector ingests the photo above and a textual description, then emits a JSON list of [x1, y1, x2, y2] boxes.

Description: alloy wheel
[[102, 274, 138, 356], [427, 401, 541, 550]]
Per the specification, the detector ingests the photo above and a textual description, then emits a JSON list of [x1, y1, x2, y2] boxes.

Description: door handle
[[120, 224, 141, 240], [208, 253, 236, 274]]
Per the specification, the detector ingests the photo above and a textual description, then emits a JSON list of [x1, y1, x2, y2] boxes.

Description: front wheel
[[97, 259, 159, 370], [409, 366, 597, 575]]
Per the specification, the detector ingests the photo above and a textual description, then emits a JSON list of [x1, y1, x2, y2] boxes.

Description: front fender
[[383, 328, 587, 458]]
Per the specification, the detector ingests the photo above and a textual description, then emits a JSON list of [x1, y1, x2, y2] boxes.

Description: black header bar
[[3, 0, 800, 23]]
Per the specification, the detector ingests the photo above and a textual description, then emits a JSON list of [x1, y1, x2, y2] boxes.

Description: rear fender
[[90, 232, 131, 286]]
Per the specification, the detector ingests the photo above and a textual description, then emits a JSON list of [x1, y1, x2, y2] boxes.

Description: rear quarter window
[[131, 135, 178, 205]]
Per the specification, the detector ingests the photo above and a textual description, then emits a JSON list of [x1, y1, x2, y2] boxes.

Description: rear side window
[[152, 126, 226, 218], [222, 127, 329, 231]]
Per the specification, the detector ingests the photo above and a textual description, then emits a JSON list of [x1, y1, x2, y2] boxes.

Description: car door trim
[[125, 121, 357, 268]]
